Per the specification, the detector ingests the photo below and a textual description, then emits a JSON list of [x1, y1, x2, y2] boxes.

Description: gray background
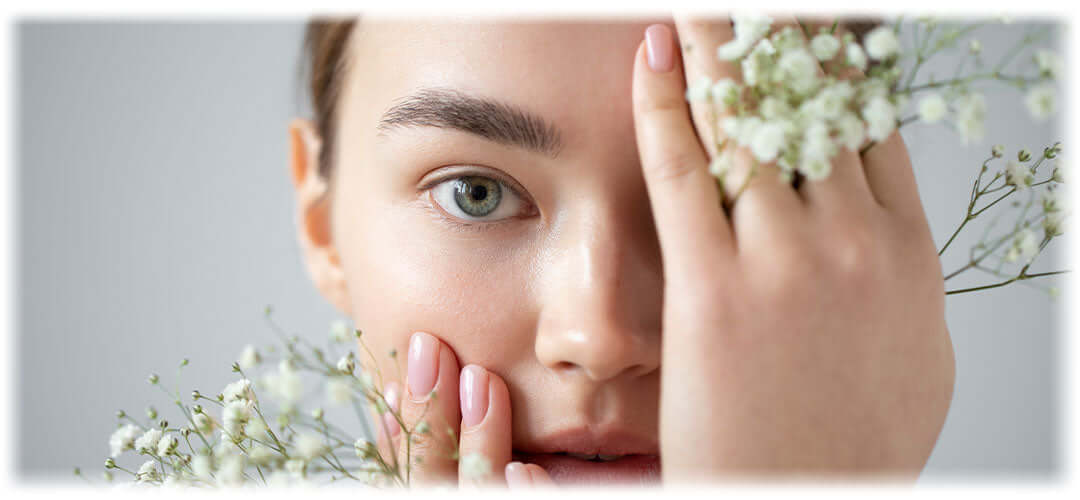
[[14, 20, 1066, 483]]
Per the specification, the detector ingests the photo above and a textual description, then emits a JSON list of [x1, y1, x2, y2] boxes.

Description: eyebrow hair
[[376, 87, 564, 158]]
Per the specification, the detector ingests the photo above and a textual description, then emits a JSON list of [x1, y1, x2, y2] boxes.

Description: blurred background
[[14, 19, 1066, 483]]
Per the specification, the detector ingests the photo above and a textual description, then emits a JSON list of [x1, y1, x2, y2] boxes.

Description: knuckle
[[644, 149, 701, 183], [829, 226, 879, 283]]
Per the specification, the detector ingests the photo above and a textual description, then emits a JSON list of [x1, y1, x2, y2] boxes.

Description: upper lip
[[514, 426, 659, 456]]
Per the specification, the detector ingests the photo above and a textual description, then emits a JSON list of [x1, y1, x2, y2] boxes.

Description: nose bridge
[[535, 203, 661, 382]]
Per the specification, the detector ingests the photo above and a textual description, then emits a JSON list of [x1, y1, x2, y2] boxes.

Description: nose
[[534, 207, 662, 382]]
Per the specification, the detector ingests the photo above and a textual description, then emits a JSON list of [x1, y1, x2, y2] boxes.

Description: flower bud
[[311, 408, 324, 421], [969, 39, 982, 55], [388, 348, 397, 359], [992, 144, 1005, 158], [191, 390, 201, 401], [181, 427, 191, 438], [146, 407, 158, 420], [1018, 149, 1032, 162], [116, 410, 126, 419], [104, 458, 116, 469], [148, 374, 159, 385], [1052, 166, 1065, 184], [415, 421, 430, 435], [193, 404, 203, 414], [159, 419, 168, 429], [180, 358, 189, 367], [231, 362, 241, 373], [355, 328, 363, 339]]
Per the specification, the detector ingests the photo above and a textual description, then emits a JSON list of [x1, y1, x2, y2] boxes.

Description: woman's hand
[[371, 332, 554, 488], [631, 19, 955, 480]]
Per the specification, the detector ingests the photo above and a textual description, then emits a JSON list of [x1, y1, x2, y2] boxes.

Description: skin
[[288, 15, 956, 487]]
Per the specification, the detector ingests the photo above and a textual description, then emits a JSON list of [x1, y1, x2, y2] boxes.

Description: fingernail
[[407, 332, 439, 401], [459, 365, 490, 429], [505, 462, 531, 487], [645, 24, 674, 73], [382, 382, 401, 438]]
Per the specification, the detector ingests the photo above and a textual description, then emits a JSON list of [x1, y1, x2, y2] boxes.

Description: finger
[[761, 16, 877, 213], [505, 462, 556, 489], [862, 130, 928, 224], [372, 381, 401, 471], [398, 331, 462, 486], [457, 365, 512, 488], [672, 14, 736, 158], [632, 23, 735, 278]]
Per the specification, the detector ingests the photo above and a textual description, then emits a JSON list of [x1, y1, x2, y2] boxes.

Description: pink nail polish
[[407, 332, 439, 401], [460, 365, 489, 428], [645, 24, 675, 73], [505, 462, 531, 487]]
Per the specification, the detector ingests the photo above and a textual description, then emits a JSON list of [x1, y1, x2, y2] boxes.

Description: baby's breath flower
[[954, 93, 987, 144], [148, 374, 159, 385], [864, 26, 900, 60], [1042, 188, 1063, 213], [845, 42, 868, 72], [741, 38, 776, 87], [136, 460, 160, 483], [685, 75, 712, 102], [749, 121, 785, 163], [862, 96, 897, 142], [835, 112, 866, 151], [192, 413, 213, 434], [354, 438, 374, 459], [326, 377, 353, 406], [216, 454, 245, 486], [992, 144, 1006, 158], [810, 33, 841, 61], [459, 452, 493, 481], [191, 455, 213, 480], [221, 378, 253, 402], [237, 345, 260, 371], [802, 81, 853, 121], [1018, 149, 1032, 162], [336, 354, 355, 374], [1005, 228, 1040, 264], [1024, 84, 1056, 121], [969, 39, 982, 55], [134, 428, 163, 455], [295, 433, 329, 462], [1005, 160, 1034, 189], [108, 424, 140, 458], [717, 13, 773, 60], [222, 399, 253, 436], [708, 150, 734, 179], [156, 435, 178, 456], [918, 93, 948, 124], [247, 441, 278, 466], [1034, 50, 1063, 79], [1052, 164, 1065, 183], [243, 415, 268, 438], [777, 47, 820, 96], [710, 78, 739, 110], [799, 120, 835, 181], [1043, 211, 1066, 238], [329, 320, 351, 343]]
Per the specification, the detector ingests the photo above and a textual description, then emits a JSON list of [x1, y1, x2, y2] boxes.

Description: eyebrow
[[376, 87, 564, 158]]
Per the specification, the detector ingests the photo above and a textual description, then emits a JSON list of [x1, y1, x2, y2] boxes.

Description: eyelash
[[419, 169, 537, 231]]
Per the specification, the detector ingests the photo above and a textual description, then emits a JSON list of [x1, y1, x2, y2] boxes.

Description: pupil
[[470, 185, 488, 200]]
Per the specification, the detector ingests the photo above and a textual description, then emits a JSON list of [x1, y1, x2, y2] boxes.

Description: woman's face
[[307, 17, 671, 478]]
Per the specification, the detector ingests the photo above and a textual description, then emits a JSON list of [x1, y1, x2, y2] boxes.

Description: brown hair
[[300, 18, 880, 181], [303, 18, 357, 181]]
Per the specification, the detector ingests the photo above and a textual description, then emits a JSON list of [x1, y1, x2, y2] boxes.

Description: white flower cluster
[[688, 16, 1062, 186], [690, 19, 905, 183]]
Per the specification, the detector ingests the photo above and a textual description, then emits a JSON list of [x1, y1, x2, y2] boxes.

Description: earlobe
[[288, 118, 351, 316]]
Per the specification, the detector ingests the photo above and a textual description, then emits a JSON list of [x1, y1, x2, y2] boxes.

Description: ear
[[289, 118, 351, 316]]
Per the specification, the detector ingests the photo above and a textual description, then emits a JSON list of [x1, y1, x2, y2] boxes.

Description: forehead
[[343, 18, 662, 151]]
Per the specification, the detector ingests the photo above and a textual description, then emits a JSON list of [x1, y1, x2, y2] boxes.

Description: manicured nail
[[407, 332, 439, 401], [382, 382, 401, 438], [505, 462, 531, 487], [460, 365, 490, 429], [645, 24, 675, 73]]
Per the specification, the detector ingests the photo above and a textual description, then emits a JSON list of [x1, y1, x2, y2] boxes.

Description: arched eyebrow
[[376, 87, 563, 158]]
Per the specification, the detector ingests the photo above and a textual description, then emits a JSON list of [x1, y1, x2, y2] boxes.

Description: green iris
[[453, 176, 502, 217]]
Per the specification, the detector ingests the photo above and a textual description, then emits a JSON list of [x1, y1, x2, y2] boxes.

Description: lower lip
[[512, 451, 661, 485]]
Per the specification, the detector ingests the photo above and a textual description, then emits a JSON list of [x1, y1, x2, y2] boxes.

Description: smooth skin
[[289, 16, 955, 487]]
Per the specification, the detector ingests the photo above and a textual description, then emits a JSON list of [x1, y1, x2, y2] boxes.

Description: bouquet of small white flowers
[[75, 14, 1067, 488]]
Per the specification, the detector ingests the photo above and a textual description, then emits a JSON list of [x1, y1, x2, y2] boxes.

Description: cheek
[[337, 197, 540, 382]]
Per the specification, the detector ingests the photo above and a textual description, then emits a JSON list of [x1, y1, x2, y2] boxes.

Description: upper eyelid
[[418, 166, 535, 206]]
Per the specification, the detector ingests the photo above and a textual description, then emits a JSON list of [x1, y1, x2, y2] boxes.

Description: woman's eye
[[430, 175, 527, 222]]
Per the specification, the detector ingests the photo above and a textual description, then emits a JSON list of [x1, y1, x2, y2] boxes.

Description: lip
[[513, 427, 661, 485]]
